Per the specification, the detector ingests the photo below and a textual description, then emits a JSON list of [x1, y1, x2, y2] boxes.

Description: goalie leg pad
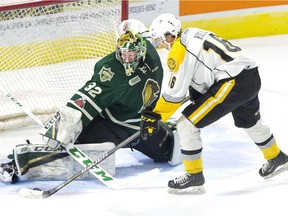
[[12, 142, 115, 181]]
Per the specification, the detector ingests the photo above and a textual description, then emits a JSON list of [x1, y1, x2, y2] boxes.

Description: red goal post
[[0, 0, 128, 130]]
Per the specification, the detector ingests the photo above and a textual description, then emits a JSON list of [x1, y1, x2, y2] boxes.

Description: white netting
[[0, 0, 122, 130]]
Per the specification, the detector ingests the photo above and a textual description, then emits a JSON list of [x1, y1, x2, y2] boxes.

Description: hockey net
[[0, 0, 126, 130]]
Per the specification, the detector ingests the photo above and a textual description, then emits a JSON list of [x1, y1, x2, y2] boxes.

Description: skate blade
[[264, 162, 288, 179], [168, 185, 205, 195]]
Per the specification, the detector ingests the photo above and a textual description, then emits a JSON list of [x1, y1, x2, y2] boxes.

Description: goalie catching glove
[[40, 106, 83, 150], [140, 107, 161, 140]]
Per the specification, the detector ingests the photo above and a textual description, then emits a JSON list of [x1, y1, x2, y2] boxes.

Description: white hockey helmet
[[149, 13, 182, 49]]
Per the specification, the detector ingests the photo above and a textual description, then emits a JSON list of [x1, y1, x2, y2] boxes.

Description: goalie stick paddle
[[5, 93, 159, 198]]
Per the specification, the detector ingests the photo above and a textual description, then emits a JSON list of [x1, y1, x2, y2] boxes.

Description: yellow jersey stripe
[[188, 80, 235, 124], [153, 96, 183, 122]]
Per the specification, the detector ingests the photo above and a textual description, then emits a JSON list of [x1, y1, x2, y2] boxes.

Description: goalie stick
[[4, 93, 159, 198]]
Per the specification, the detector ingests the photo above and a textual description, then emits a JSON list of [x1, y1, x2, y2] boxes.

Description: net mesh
[[0, 0, 122, 130]]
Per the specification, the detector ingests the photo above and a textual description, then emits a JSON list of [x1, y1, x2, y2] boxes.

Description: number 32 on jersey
[[84, 82, 102, 98]]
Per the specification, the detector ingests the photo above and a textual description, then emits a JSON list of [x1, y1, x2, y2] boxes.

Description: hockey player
[[0, 20, 181, 184], [140, 13, 288, 194]]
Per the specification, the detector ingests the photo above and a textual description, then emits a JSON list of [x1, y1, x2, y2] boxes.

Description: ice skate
[[259, 151, 288, 179], [168, 172, 205, 194]]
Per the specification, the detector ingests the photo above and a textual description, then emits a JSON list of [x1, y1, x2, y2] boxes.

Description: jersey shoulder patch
[[167, 39, 186, 72], [98, 66, 115, 82]]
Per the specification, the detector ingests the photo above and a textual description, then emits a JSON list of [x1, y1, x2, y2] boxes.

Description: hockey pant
[[178, 67, 280, 172]]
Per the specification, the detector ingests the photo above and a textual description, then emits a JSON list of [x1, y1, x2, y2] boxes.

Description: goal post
[[0, 0, 128, 130]]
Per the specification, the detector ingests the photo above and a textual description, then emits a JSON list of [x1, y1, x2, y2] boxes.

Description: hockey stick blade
[[19, 188, 48, 199]]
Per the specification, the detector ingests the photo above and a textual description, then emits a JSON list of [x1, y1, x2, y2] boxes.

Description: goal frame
[[0, 0, 129, 20]]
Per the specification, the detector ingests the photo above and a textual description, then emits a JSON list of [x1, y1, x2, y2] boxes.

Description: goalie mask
[[149, 13, 182, 50], [116, 30, 147, 75]]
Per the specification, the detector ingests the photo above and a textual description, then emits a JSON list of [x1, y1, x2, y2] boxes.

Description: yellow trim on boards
[[181, 11, 288, 39]]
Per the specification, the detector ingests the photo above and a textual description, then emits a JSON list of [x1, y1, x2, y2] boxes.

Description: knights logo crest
[[99, 67, 115, 82], [139, 78, 160, 112]]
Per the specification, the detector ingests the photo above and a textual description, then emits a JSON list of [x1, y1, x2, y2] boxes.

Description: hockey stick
[[4, 93, 159, 197]]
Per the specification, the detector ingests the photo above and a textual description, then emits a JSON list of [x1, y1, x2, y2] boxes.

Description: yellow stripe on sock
[[183, 159, 203, 174], [261, 142, 281, 160]]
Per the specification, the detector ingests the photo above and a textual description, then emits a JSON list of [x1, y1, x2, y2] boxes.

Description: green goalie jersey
[[67, 40, 164, 133]]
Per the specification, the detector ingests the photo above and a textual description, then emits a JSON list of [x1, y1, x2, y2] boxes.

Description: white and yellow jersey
[[154, 27, 257, 121]]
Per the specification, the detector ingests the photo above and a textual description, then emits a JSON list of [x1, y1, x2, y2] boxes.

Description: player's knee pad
[[177, 115, 202, 151], [244, 119, 272, 143], [11, 142, 115, 181]]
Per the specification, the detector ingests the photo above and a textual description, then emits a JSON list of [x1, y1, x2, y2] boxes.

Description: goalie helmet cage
[[0, 0, 129, 130]]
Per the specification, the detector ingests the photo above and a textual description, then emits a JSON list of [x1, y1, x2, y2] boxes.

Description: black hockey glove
[[140, 107, 161, 140]]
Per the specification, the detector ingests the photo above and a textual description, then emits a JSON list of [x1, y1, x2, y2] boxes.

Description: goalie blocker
[[3, 141, 115, 182]]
